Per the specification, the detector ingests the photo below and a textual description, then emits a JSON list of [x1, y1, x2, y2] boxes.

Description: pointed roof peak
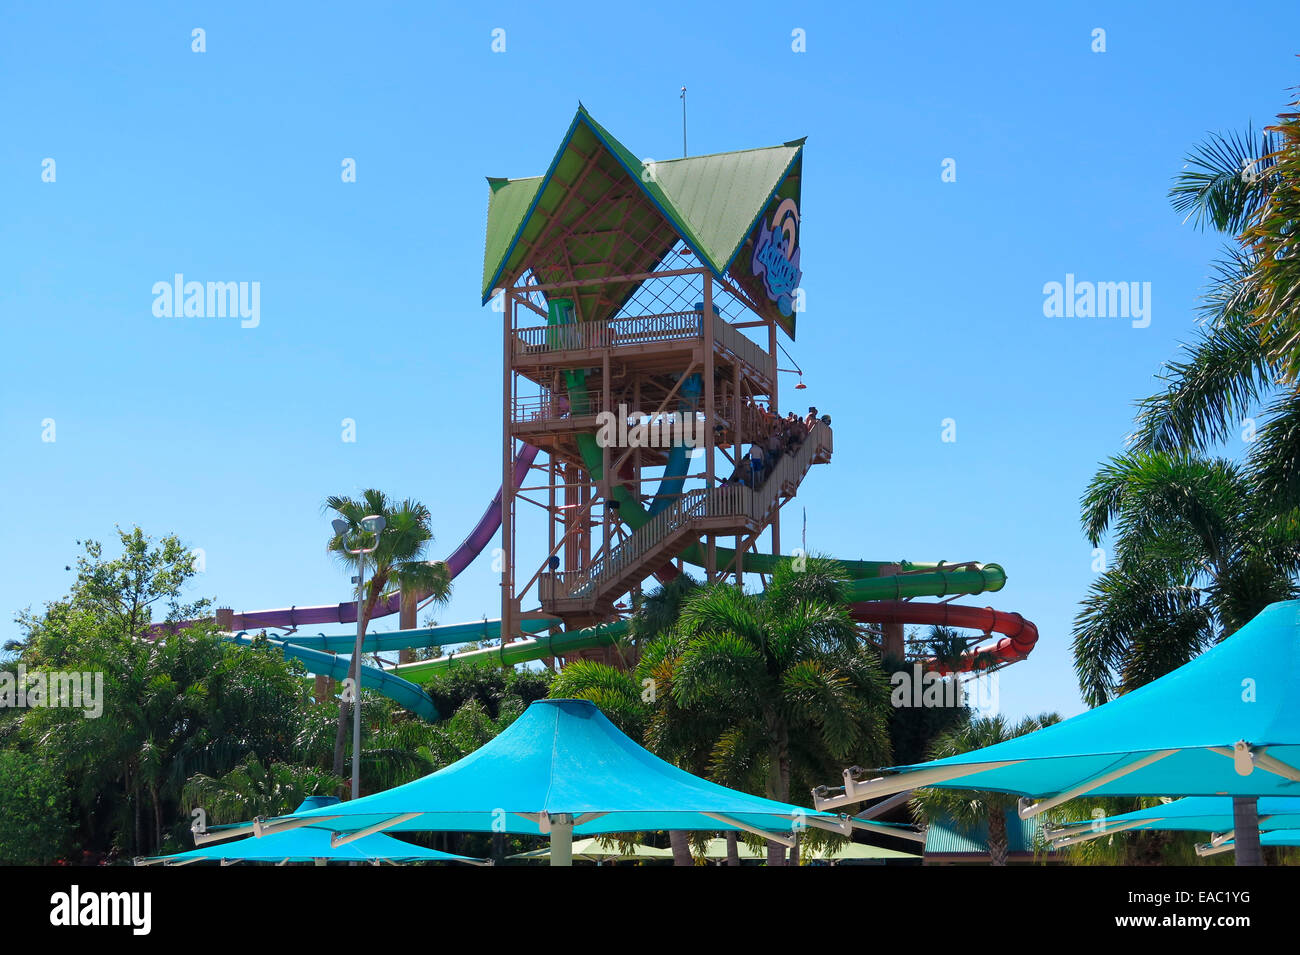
[[481, 107, 804, 337]]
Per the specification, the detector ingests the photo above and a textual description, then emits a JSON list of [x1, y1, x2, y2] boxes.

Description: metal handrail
[[547, 426, 831, 601], [513, 310, 774, 382], [514, 312, 703, 356]]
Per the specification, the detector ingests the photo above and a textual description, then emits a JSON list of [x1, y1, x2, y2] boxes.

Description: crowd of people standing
[[725, 402, 828, 489]]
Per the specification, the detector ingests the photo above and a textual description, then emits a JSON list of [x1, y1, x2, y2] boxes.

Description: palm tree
[[1243, 107, 1300, 384], [668, 557, 893, 865], [547, 577, 713, 866], [184, 757, 341, 827], [910, 713, 1058, 865], [324, 491, 452, 785], [1073, 451, 1299, 705], [1166, 108, 1299, 386], [1133, 105, 1300, 492], [549, 660, 648, 739]]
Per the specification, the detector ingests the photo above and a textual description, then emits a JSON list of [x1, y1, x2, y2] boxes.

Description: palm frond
[[1169, 125, 1279, 233]]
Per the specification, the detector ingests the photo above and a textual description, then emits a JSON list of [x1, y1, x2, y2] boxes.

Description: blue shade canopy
[[138, 796, 481, 865], [1048, 796, 1300, 843], [1233, 830, 1300, 847], [139, 827, 475, 865], [258, 699, 849, 842], [817, 600, 1300, 810]]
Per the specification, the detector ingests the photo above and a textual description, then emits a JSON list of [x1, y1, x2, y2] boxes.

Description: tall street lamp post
[[332, 514, 386, 801]]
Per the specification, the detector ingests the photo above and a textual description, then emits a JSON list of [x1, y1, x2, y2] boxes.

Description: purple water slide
[[216, 444, 540, 631]]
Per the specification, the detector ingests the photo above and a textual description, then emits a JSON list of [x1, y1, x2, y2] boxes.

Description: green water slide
[[392, 562, 1007, 682]]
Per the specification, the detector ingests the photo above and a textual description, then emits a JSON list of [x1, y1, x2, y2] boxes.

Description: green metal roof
[[651, 144, 803, 276], [923, 810, 1052, 857], [482, 176, 543, 300], [481, 106, 803, 336]]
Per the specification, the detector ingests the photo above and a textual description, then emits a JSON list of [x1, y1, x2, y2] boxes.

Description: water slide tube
[[215, 444, 541, 632], [389, 562, 1021, 684], [849, 600, 1039, 672], [192, 448, 541, 722], [227, 632, 439, 721], [276, 616, 558, 654]]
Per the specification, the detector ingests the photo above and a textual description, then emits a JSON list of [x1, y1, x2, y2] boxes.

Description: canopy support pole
[[1048, 817, 1157, 848], [702, 812, 797, 848], [814, 760, 1024, 810], [249, 814, 342, 841], [1232, 796, 1263, 866], [1017, 750, 1178, 819], [1196, 840, 1234, 857], [855, 790, 914, 821], [1196, 841, 1237, 862], [330, 812, 423, 848], [849, 818, 927, 843], [193, 823, 258, 846], [549, 815, 574, 867]]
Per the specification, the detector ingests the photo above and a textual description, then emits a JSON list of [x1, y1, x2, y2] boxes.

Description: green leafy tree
[[421, 664, 551, 723], [886, 626, 973, 767], [0, 750, 70, 863], [183, 757, 341, 828], [1165, 106, 1299, 385], [10, 530, 316, 856]]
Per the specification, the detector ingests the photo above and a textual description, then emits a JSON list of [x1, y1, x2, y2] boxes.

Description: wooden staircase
[[539, 425, 833, 616]]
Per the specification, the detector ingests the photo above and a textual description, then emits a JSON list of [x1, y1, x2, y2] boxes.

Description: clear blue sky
[[3, 2, 1297, 719]]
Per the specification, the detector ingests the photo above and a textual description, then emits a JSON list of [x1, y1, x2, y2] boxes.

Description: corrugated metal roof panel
[[923, 810, 1052, 856], [480, 107, 803, 337], [482, 176, 542, 296], [653, 144, 802, 274]]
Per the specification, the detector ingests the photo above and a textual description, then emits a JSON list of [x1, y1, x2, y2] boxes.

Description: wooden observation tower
[[485, 108, 829, 662]]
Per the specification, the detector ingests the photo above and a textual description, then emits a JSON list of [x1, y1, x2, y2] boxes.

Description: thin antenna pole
[[680, 86, 687, 157]]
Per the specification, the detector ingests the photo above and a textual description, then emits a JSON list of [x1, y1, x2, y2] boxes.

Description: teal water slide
[[227, 632, 440, 721]]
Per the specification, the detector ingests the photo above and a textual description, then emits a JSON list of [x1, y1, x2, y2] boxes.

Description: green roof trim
[[481, 106, 804, 333]]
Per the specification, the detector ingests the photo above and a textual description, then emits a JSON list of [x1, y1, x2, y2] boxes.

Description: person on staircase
[[765, 427, 783, 473], [748, 443, 766, 486]]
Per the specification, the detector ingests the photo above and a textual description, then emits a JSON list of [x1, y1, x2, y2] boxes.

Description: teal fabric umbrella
[[137, 827, 478, 865], [814, 600, 1300, 865], [138, 797, 482, 865], [240, 699, 865, 866], [1201, 829, 1300, 857], [1045, 796, 1300, 848]]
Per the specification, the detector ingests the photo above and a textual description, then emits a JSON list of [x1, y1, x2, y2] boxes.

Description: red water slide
[[850, 601, 1039, 673]]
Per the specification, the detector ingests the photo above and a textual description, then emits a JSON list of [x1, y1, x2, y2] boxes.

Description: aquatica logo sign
[[750, 197, 801, 317]]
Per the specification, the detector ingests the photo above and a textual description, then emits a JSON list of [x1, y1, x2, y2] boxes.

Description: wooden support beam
[[501, 293, 516, 647]]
